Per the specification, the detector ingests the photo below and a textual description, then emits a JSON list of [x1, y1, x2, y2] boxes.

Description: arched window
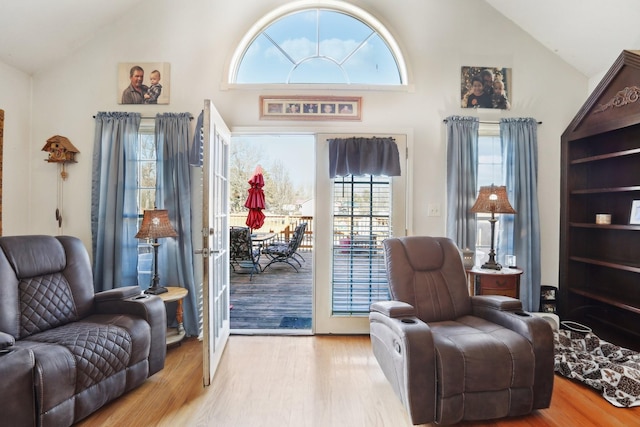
[[230, 1, 407, 85]]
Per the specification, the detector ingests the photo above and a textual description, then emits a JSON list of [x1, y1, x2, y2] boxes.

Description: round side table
[[466, 267, 523, 298], [158, 286, 189, 346]]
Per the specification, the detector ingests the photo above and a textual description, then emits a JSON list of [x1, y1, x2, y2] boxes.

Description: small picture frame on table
[[630, 200, 640, 225], [541, 288, 556, 300]]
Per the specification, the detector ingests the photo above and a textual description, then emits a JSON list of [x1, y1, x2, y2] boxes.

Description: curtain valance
[[329, 136, 401, 178]]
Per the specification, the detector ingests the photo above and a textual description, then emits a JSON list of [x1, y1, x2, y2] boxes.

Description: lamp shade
[[135, 209, 178, 240], [470, 185, 516, 215]]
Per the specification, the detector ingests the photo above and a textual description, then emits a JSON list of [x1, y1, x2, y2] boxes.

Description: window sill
[[220, 82, 415, 93]]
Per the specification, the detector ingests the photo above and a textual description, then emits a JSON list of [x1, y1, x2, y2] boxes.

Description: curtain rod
[[92, 115, 193, 120], [442, 119, 542, 125]]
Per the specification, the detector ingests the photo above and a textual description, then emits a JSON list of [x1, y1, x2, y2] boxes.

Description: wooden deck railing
[[230, 214, 314, 250]]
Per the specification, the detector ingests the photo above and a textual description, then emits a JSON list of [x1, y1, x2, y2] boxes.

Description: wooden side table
[[158, 286, 189, 346], [467, 267, 523, 298]]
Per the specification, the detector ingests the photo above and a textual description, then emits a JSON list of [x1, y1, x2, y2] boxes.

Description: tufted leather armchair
[[0, 235, 166, 427], [370, 236, 554, 425]]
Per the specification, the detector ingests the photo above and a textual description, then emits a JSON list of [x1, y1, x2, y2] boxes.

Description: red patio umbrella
[[245, 165, 266, 230]]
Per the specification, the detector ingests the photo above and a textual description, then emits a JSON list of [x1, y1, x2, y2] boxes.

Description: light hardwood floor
[[77, 335, 640, 427]]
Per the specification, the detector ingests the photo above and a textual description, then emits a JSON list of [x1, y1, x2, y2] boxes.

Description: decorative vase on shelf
[[462, 248, 475, 269]]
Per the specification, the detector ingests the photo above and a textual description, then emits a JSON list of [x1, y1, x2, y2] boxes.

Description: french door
[[201, 99, 231, 385]]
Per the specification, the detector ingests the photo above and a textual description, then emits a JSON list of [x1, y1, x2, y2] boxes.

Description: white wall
[[14, 0, 590, 287], [0, 62, 31, 235]]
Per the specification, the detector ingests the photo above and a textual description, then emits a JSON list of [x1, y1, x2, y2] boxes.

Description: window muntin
[[475, 130, 504, 264], [233, 6, 404, 85], [136, 125, 156, 287], [332, 174, 391, 315], [137, 128, 156, 214]]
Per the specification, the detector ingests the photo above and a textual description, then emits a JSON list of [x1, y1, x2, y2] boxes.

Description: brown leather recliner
[[370, 236, 553, 425], [0, 235, 167, 427]]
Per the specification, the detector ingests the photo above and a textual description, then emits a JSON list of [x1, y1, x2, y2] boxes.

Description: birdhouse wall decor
[[42, 135, 79, 231], [42, 135, 79, 164], [42, 135, 79, 181]]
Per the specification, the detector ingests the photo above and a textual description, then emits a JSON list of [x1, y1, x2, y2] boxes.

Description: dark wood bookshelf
[[560, 50, 640, 347], [571, 147, 640, 164]]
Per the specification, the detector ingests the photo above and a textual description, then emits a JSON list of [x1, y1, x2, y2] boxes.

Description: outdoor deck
[[230, 249, 312, 331]]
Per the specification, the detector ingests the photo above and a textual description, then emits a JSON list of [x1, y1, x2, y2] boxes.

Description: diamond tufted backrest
[[19, 272, 77, 336], [0, 235, 96, 339]]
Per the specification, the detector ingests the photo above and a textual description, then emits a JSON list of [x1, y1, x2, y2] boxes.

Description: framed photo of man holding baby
[[118, 62, 171, 105], [460, 66, 512, 110]]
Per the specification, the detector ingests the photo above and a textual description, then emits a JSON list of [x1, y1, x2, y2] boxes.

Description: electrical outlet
[[427, 203, 441, 217]]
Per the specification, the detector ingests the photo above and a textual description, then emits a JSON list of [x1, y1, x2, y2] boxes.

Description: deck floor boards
[[230, 250, 312, 330]]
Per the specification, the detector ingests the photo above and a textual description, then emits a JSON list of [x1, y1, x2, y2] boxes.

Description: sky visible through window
[[235, 9, 401, 84], [478, 134, 503, 188], [232, 134, 315, 189]]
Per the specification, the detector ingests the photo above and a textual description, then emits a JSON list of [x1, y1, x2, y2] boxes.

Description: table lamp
[[470, 185, 516, 270], [135, 209, 178, 294]]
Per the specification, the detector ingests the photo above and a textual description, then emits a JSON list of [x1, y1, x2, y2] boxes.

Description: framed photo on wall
[[118, 62, 170, 105], [260, 96, 361, 121], [461, 66, 512, 110]]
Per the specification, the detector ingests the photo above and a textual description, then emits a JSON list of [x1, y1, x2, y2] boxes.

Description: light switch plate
[[427, 203, 441, 217]]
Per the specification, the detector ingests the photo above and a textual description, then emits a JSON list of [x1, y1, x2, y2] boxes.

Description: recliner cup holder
[[401, 318, 416, 324], [514, 311, 530, 317]]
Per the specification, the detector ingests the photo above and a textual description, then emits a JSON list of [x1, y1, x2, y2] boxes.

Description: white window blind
[[332, 174, 391, 314]]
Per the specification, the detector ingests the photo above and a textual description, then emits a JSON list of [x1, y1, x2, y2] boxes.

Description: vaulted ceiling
[[485, 0, 640, 79], [0, 0, 145, 75], [1, 0, 638, 79]]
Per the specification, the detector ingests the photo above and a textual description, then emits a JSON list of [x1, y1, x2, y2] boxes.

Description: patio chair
[[229, 226, 261, 280], [262, 222, 307, 272]]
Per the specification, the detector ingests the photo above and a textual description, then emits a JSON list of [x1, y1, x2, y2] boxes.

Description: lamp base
[[481, 261, 502, 270], [145, 286, 168, 295]]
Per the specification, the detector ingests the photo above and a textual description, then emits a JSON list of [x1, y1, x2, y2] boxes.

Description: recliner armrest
[[369, 308, 435, 425], [370, 300, 415, 318], [95, 288, 167, 376], [471, 295, 547, 339], [471, 295, 550, 345], [471, 295, 522, 311], [94, 285, 143, 302], [0, 345, 36, 427], [471, 294, 554, 410], [0, 331, 15, 350]]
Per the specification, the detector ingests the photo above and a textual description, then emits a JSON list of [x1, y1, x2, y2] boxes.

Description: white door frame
[[314, 132, 409, 333], [230, 126, 413, 334]]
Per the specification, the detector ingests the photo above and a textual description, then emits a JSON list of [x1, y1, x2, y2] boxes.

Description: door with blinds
[[314, 133, 407, 334]]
